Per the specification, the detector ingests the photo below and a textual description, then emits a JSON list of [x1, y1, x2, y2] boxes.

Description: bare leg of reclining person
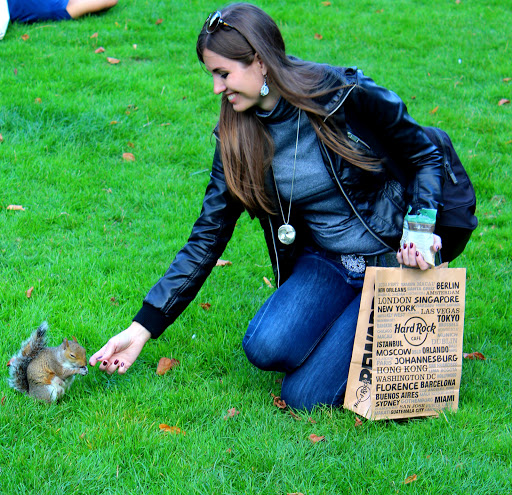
[[66, 0, 118, 19]]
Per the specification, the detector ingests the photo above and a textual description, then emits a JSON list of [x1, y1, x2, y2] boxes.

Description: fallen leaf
[[271, 392, 287, 409], [309, 433, 325, 443], [14, 68, 18, 76], [430, 105, 439, 114], [411, 95, 416, 100], [110, 121, 118, 125], [0, 134, 3, 142], [159, 424, 186, 435], [200, 302, 211, 311], [321, 1, 331, 5], [95, 47, 105, 53], [156, 357, 180, 375], [314, 33, 323, 40], [354, 417, 363, 427], [35, 98, 42, 104], [22, 34, 29, 41], [90, 32, 98, 38], [216, 259, 232, 267], [376, 8, 384, 13], [107, 57, 120, 64], [7, 359, 12, 366], [403, 474, 418, 484], [110, 296, 119, 306], [503, 77, 511, 82], [263, 276, 273, 288], [133, 44, 137, 49], [463, 351, 485, 360], [155, 18, 164, 25], [7, 205, 25, 211], [289, 410, 301, 421], [308, 417, 317, 424], [127, 142, 135, 148], [498, 98, 510, 106], [287, 493, 305, 495], [223, 407, 240, 420], [26, 286, 34, 298], [122, 152, 135, 161], [455, 0, 460, 3], [1, 396, 5, 405]]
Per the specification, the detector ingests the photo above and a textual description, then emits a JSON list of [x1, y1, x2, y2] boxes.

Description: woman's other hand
[[396, 234, 442, 270], [89, 322, 151, 374]]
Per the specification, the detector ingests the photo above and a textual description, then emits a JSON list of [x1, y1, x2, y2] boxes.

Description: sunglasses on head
[[205, 11, 234, 34]]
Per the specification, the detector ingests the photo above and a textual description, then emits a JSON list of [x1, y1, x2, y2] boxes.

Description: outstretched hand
[[396, 234, 442, 270], [89, 322, 151, 375]]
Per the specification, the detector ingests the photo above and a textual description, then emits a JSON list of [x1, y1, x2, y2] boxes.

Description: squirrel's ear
[[72, 336, 78, 343], [62, 338, 69, 348]]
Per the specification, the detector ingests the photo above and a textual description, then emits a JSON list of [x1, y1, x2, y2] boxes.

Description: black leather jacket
[[134, 64, 444, 338]]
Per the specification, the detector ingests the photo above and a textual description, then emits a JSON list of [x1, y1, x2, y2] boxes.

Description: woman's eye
[[220, 72, 229, 79]]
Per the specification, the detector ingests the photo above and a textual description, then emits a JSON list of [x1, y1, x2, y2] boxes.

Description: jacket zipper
[[323, 85, 356, 122], [431, 128, 458, 185], [347, 131, 371, 149], [320, 141, 395, 252]]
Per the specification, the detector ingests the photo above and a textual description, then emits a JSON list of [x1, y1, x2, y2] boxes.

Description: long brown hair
[[197, 3, 380, 215]]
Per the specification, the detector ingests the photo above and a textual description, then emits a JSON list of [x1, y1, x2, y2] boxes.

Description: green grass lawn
[[1, 0, 511, 493]]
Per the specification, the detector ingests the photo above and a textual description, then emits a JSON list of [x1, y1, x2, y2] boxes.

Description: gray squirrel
[[8, 322, 88, 403]]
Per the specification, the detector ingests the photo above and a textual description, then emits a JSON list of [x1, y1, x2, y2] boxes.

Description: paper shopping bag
[[344, 266, 466, 420]]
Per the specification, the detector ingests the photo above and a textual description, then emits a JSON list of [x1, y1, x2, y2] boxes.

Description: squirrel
[[8, 322, 88, 403]]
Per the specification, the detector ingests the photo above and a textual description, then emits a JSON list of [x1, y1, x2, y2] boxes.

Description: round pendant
[[278, 224, 296, 245]]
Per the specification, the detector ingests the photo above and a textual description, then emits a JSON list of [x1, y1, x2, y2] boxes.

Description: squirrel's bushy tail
[[8, 322, 49, 394]]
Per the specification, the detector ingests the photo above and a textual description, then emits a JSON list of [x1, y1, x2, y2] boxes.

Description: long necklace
[[272, 108, 301, 245]]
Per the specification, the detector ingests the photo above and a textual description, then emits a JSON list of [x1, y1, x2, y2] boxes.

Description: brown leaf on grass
[[95, 47, 105, 54], [430, 105, 439, 114], [223, 407, 240, 420], [289, 410, 302, 421], [270, 392, 287, 409], [200, 302, 211, 311], [156, 357, 180, 375], [309, 433, 325, 443], [321, 1, 331, 5], [7, 359, 12, 366], [110, 296, 119, 306], [127, 142, 135, 148], [107, 57, 120, 64], [463, 351, 485, 360], [133, 44, 137, 49], [314, 33, 323, 40], [216, 259, 232, 267], [159, 424, 186, 435], [354, 416, 363, 427], [503, 77, 511, 82], [35, 98, 42, 104], [26, 286, 34, 298], [0, 133, 4, 142], [90, 32, 98, 38], [14, 68, 18, 76], [403, 474, 418, 484], [308, 417, 317, 424], [1, 396, 5, 405], [376, 8, 384, 13], [110, 121, 118, 125], [7, 205, 25, 211], [263, 276, 273, 288], [498, 98, 510, 106], [22, 34, 29, 41], [287, 493, 305, 495], [122, 152, 135, 161], [155, 18, 164, 25]]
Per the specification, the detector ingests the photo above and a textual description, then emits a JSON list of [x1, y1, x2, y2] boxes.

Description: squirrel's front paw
[[79, 366, 88, 376]]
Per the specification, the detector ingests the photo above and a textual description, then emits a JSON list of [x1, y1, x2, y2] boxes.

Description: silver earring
[[260, 75, 269, 97]]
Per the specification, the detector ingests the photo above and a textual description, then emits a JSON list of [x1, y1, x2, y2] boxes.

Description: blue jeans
[[242, 248, 366, 411]]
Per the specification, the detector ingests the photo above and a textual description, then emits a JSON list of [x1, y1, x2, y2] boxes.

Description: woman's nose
[[213, 76, 226, 95]]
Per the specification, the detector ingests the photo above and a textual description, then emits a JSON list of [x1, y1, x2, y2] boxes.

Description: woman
[[89, 3, 443, 410], [6, 0, 117, 23]]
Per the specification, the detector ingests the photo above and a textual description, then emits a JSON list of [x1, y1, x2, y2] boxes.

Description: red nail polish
[[114, 360, 119, 365], [399, 248, 402, 253], [403, 243, 407, 249], [416, 251, 419, 256], [103, 361, 108, 366], [120, 362, 125, 367], [410, 242, 414, 249]]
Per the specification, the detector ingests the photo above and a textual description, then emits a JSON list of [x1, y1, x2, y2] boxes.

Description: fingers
[[397, 242, 430, 270], [99, 357, 128, 375]]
